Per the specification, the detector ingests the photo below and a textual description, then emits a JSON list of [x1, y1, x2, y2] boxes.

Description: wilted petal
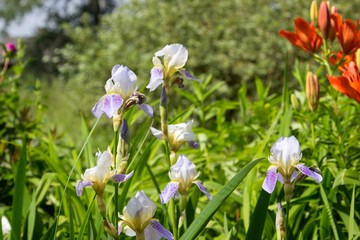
[[75, 180, 92, 196], [111, 171, 134, 183], [178, 69, 201, 82], [138, 103, 154, 117], [160, 182, 180, 204], [262, 166, 279, 194], [188, 141, 199, 149], [148, 220, 174, 240], [295, 164, 323, 183], [193, 181, 212, 200], [150, 127, 164, 140], [147, 67, 164, 91], [92, 94, 123, 118]]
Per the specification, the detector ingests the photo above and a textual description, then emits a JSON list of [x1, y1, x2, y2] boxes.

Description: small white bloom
[[159, 155, 211, 204], [118, 191, 173, 240], [1, 216, 11, 235], [150, 120, 198, 152], [262, 136, 322, 194], [76, 148, 133, 196], [147, 43, 200, 91]]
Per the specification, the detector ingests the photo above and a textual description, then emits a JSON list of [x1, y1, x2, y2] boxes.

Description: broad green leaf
[[245, 190, 270, 240], [180, 158, 264, 240]]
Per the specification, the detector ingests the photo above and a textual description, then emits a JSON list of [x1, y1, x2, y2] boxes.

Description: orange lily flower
[[279, 18, 322, 53], [332, 13, 360, 55], [329, 51, 355, 72], [327, 61, 360, 103]]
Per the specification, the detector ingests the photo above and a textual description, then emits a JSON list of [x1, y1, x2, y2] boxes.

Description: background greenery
[[0, 0, 359, 239]]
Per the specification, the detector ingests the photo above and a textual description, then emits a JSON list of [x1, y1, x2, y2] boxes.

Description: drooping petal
[[277, 172, 284, 184], [290, 171, 299, 183], [159, 182, 180, 204], [91, 94, 123, 118], [75, 180, 92, 196], [262, 166, 279, 194], [178, 69, 201, 82], [148, 220, 174, 240], [193, 181, 212, 200], [294, 164, 323, 183], [111, 170, 134, 183], [327, 75, 360, 102], [150, 127, 164, 140], [138, 103, 154, 117], [147, 67, 164, 91]]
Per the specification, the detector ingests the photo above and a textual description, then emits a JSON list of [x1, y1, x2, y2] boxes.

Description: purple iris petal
[[138, 103, 154, 117], [147, 67, 164, 91], [91, 94, 123, 118], [178, 69, 201, 82], [75, 180, 92, 196], [290, 171, 299, 183], [120, 119, 129, 140], [160, 182, 180, 204], [295, 164, 322, 183], [111, 171, 134, 183], [148, 220, 174, 240], [188, 141, 199, 149], [277, 173, 284, 184], [262, 166, 279, 194], [193, 181, 212, 200]]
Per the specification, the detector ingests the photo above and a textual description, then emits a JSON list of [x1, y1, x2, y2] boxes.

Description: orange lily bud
[[331, 5, 337, 14], [310, 0, 318, 25], [306, 72, 320, 112], [318, 0, 331, 39]]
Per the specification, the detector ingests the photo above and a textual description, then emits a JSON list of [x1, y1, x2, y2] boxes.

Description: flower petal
[[148, 220, 174, 240], [117, 221, 124, 235], [111, 170, 134, 183], [160, 182, 180, 204], [178, 69, 201, 82], [165, 43, 188, 70], [138, 103, 154, 117], [147, 67, 164, 91], [290, 170, 299, 183], [123, 225, 136, 237], [193, 181, 212, 200], [150, 127, 164, 140], [91, 94, 123, 118], [75, 180, 92, 196], [295, 164, 323, 183], [262, 166, 279, 194]]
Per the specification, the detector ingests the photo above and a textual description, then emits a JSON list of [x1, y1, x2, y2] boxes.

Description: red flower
[[327, 61, 360, 102], [329, 51, 355, 72], [279, 18, 323, 53], [332, 13, 360, 55]]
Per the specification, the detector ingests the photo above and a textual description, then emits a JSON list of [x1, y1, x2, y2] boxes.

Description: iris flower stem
[[285, 200, 290, 240], [113, 124, 120, 226], [169, 199, 179, 240]]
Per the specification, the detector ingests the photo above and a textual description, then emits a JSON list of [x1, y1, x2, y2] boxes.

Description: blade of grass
[[77, 195, 96, 240], [348, 185, 355, 240], [11, 138, 27, 240], [245, 190, 271, 240], [54, 117, 100, 239], [180, 157, 264, 240], [319, 185, 339, 240]]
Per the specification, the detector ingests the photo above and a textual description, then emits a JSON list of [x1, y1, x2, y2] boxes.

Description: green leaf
[[11, 139, 27, 240], [78, 195, 96, 240], [180, 158, 264, 240], [349, 185, 355, 240], [245, 190, 270, 240], [319, 185, 339, 240]]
